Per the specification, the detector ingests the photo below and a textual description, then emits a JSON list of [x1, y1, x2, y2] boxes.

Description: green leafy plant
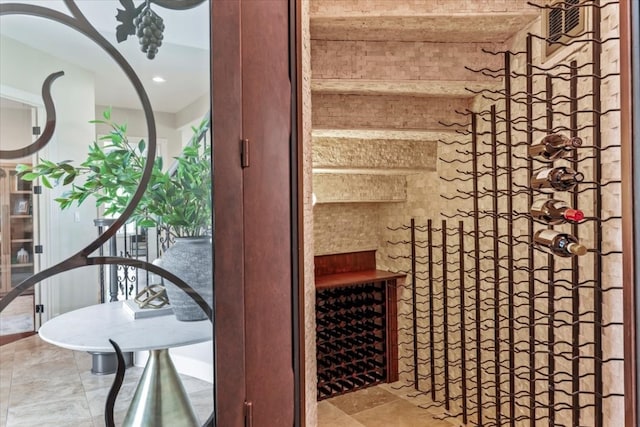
[[17, 108, 211, 238]]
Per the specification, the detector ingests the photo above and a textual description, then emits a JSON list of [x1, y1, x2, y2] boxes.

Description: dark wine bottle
[[533, 229, 587, 257], [528, 133, 582, 161], [530, 199, 584, 224], [530, 166, 584, 192]]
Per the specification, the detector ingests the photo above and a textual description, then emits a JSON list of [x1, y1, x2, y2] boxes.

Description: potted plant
[[17, 108, 213, 320]]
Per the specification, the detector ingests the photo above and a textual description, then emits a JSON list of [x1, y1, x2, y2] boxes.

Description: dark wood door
[[212, 1, 245, 426], [241, 0, 294, 426], [213, 0, 295, 426]]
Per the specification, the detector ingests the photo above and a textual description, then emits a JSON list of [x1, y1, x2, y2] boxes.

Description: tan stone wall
[[310, 0, 535, 16], [302, 1, 318, 425], [311, 40, 503, 82], [312, 94, 471, 130], [313, 203, 384, 256], [313, 174, 407, 203], [313, 137, 437, 171]]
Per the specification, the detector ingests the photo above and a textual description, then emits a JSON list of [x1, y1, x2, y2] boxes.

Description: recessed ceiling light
[[152, 76, 166, 83]]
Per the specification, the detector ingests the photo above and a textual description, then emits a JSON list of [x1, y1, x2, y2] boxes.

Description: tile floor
[[0, 296, 33, 336], [318, 383, 458, 427], [2, 335, 454, 427], [0, 335, 213, 427]]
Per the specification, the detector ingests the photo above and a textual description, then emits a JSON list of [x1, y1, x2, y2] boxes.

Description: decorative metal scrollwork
[[0, 1, 213, 425]]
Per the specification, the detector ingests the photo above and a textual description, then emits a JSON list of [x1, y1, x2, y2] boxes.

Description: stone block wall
[[310, 0, 535, 16], [311, 40, 503, 82], [313, 136, 437, 171], [301, 1, 318, 425], [313, 203, 384, 256], [313, 174, 407, 204], [312, 94, 471, 130]]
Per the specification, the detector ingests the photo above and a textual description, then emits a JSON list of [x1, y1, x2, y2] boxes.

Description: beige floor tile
[[352, 399, 454, 427], [317, 401, 366, 427], [11, 360, 80, 385], [188, 388, 215, 424], [12, 345, 74, 368], [79, 366, 143, 393], [0, 344, 16, 361], [326, 386, 400, 415], [378, 382, 441, 409], [181, 374, 214, 394], [92, 409, 128, 427], [73, 350, 93, 371], [6, 395, 92, 427], [0, 369, 11, 391], [85, 379, 140, 418], [0, 349, 14, 391], [8, 376, 85, 408], [5, 334, 225, 426], [11, 336, 49, 352]]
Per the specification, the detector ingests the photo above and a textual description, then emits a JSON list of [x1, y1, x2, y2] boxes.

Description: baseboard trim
[[0, 331, 36, 346]]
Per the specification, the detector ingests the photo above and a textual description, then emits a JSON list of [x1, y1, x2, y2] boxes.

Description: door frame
[[0, 85, 46, 330], [211, 1, 245, 426], [621, 0, 639, 426], [292, 0, 305, 424]]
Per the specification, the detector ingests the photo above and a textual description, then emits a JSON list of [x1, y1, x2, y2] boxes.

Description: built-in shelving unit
[[0, 163, 35, 296], [315, 250, 403, 400]]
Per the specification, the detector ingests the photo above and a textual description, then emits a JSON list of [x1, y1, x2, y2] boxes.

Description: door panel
[[212, 1, 245, 427], [241, 0, 294, 425]]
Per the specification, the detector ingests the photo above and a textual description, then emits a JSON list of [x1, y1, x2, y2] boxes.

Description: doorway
[[0, 96, 44, 340], [301, 1, 636, 427]]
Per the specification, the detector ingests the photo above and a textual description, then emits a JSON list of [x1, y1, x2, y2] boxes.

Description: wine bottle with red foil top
[[528, 133, 583, 161], [533, 229, 587, 257], [530, 166, 584, 192], [530, 199, 584, 225]]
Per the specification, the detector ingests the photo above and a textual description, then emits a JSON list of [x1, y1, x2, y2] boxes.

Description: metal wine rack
[[385, 1, 624, 426]]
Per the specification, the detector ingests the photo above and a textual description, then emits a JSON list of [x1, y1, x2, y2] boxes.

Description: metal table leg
[[122, 349, 199, 427]]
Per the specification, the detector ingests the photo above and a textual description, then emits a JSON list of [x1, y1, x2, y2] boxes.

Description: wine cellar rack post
[[383, 1, 625, 426], [427, 219, 436, 402]]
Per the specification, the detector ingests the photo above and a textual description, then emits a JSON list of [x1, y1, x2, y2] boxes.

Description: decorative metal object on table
[[134, 284, 169, 309]]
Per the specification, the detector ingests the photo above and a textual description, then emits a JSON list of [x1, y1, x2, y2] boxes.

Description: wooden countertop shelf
[[315, 269, 406, 290]]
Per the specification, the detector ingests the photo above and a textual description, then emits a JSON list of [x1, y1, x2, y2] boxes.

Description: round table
[[39, 301, 212, 427]]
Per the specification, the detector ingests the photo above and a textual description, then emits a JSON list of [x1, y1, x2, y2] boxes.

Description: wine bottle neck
[[567, 242, 587, 256]]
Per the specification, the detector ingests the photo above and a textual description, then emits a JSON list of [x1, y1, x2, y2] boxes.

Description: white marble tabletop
[[38, 301, 212, 353]]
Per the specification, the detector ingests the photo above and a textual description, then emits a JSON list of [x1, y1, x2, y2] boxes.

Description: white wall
[[1, 34, 99, 317], [0, 106, 31, 153], [94, 104, 179, 160], [94, 99, 209, 168]]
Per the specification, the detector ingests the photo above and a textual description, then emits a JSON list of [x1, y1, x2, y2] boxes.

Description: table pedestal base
[[122, 349, 199, 427], [89, 351, 133, 375]]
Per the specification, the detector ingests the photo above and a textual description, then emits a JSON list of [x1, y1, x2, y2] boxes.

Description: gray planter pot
[[154, 237, 213, 321]]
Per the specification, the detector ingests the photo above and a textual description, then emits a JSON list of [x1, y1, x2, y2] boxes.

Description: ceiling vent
[[544, 0, 585, 56]]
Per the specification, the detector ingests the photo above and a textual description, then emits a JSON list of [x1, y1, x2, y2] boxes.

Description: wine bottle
[[530, 199, 584, 224], [530, 166, 584, 192], [533, 229, 587, 257], [528, 133, 582, 161]]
